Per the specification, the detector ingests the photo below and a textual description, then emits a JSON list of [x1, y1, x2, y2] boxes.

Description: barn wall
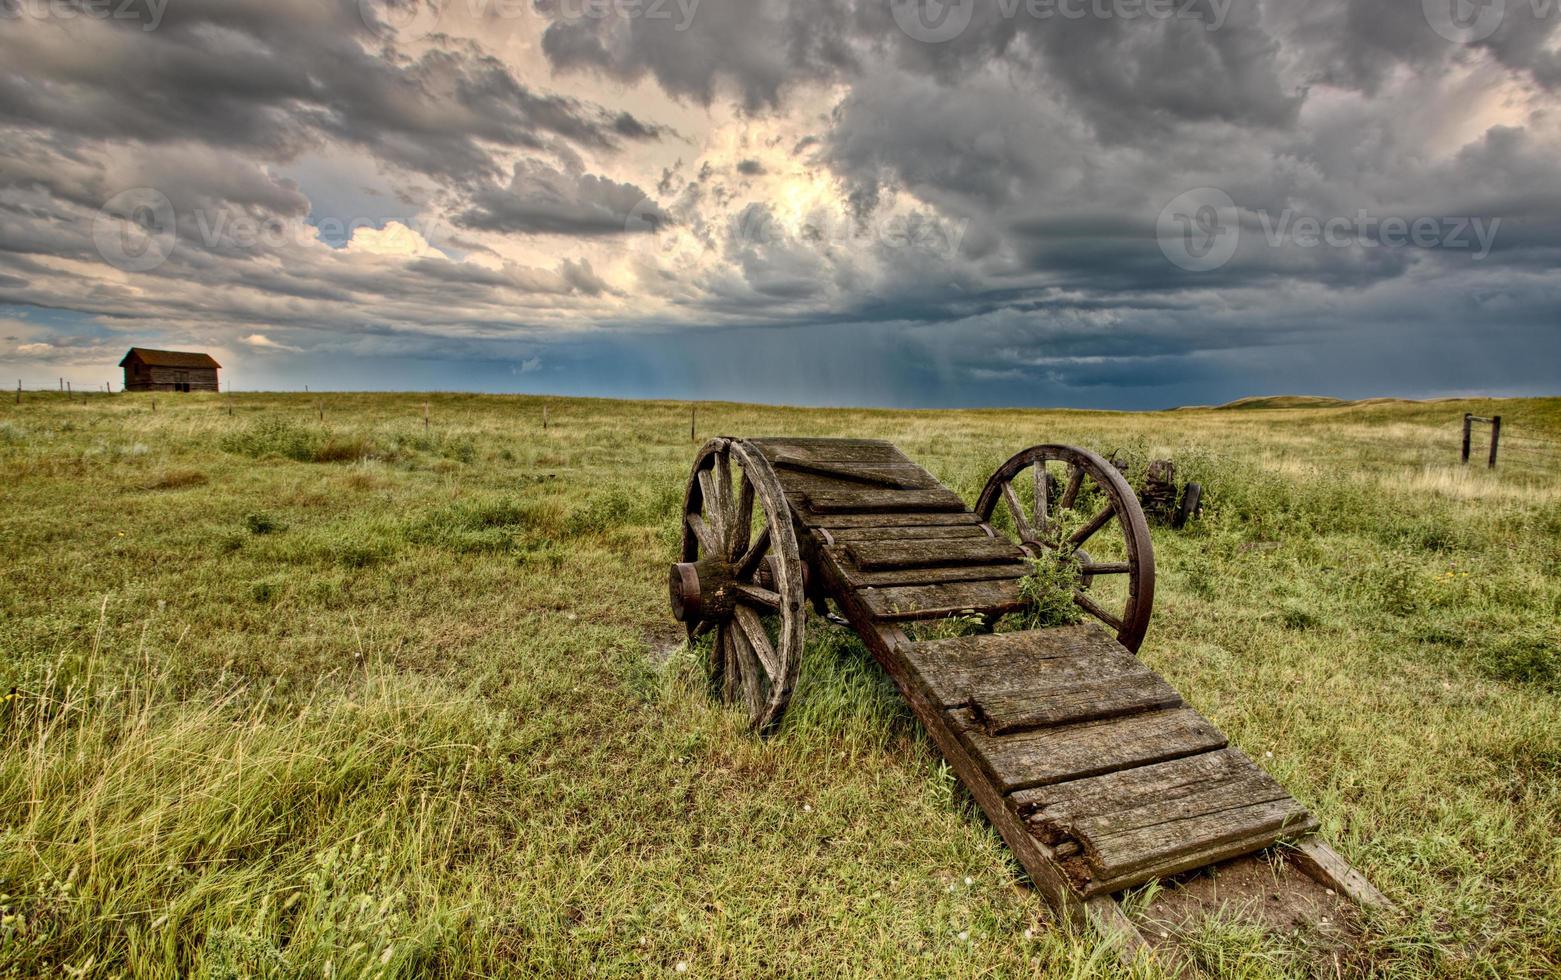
[[123, 364, 219, 392]]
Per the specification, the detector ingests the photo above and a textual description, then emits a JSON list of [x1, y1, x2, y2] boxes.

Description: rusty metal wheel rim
[[975, 444, 1156, 653], [673, 437, 805, 735]]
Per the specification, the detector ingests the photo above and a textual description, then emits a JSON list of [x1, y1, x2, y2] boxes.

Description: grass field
[[2, 391, 1559, 978]]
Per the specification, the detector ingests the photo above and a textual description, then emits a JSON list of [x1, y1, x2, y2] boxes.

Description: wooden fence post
[[15, 380, 20, 405], [1488, 416, 1502, 469], [690, 406, 696, 442], [424, 401, 430, 431], [543, 405, 548, 430], [1461, 413, 1473, 464]]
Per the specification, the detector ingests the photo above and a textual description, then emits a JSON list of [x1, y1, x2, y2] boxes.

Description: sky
[[0, 0, 1558, 409]]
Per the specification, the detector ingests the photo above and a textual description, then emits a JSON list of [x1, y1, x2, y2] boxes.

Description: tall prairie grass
[[2, 390, 1558, 977]]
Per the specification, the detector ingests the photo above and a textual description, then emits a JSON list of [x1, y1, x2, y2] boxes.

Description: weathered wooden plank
[[1080, 817, 1316, 897], [810, 511, 984, 531], [859, 578, 1028, 621], [1076, 796, 1318, 894], [954, 707, 1227, 794], [777, 468, 940, 501], [903, 625, 1133, 705], [1289, 837, 1394, 911], [1011, 748, 1263, 823], [842, 563, 1030, 590], [771, 455, 938, 490], [825, 524, 992, 543], [802, 487, 967, 514], [1019, 750, 1318, 892], [750, 437, 900, 450], [749, 438, 910, 465], [848, 537, 1025, 571], [971, 671, 1183, 734]]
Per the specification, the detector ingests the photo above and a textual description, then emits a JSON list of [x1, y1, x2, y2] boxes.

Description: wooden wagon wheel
[[669, 438, 806, 735], [976, 445, 1156, 653]]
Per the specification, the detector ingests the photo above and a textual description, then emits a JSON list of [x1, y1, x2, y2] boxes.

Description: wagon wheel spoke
[[1033, 463, 1050, 535], [687, 512, 722, 556], [697, 468, 725, 544], [1079, 561, 1130, 576], [729, 621, 767, 717], [707, 621, 724, 681], [1000, 481, 1034, 541], [715, 449, 738, 554], [733, 604, 782, 681], [1074, 591, 1125, 631], [730, 473, 755, 560], [731, 582, 781, 610], [716, 623, 738, 701], [1067, 505, 1116, 550], [1059, 465, 1085, 510], [733, 524, 771, 581]]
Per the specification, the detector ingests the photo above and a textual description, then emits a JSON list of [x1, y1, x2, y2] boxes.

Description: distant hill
[[1212, 395, 1353, 411]]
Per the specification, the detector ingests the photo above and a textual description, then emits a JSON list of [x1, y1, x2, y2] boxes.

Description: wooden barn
[[119, 348, 221, 392]]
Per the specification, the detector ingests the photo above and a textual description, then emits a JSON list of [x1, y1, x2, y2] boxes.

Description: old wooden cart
[[668, 437, 1388, 952]]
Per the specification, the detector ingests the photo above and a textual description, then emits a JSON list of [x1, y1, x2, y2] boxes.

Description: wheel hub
[[669, 562, 703, 622]]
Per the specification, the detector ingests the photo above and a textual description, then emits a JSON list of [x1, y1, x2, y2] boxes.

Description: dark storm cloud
[[456, 161, 669, 236], [0, 0, 667, 185], [538, 0, 863, 109]]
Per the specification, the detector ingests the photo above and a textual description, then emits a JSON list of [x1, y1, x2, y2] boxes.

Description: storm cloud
[[1, 0, 1559, 405]]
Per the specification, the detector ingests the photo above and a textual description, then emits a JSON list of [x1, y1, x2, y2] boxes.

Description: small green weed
[[1017, 550, 1084, 630], [244, 513, 285, 535]]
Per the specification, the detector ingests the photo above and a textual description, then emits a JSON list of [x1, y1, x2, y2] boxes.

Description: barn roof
[[119, 347, 222, 369]]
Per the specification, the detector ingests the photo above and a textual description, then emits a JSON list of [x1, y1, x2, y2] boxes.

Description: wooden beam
[[1289, 837, 1395, 912]]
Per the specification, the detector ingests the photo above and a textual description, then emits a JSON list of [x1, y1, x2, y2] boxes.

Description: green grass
[[2, 390, 1559, 978]]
